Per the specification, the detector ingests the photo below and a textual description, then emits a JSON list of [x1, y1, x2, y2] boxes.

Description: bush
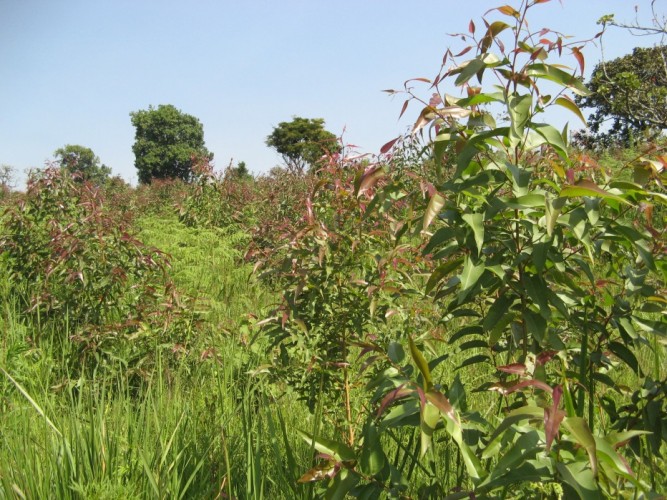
[[0, 167, 192, 375]]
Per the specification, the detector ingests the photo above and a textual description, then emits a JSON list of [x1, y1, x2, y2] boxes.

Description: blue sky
[[0, 1, 661, 186]]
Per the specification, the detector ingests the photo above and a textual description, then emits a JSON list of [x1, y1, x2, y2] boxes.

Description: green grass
[[0, 214, 315, 499], [1, 194, 664, 498]]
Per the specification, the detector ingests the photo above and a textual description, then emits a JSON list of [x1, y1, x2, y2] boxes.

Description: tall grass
[[0, 214, 314, 499]]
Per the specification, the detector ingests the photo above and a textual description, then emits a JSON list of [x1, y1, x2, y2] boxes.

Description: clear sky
[[0, 1, 661, 186]]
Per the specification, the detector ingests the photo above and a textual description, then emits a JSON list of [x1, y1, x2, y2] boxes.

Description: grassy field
[[0, 147, 665, 498]]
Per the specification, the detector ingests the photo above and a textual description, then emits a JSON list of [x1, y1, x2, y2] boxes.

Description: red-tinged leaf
[[405, 77, 432, 85], [491, 379, 553, 395], [377, 385, 413, 417], [540, 38, 553, 45], [454, 45, 473, 57], [536, 350, 558, 366], [398, 99, 410, 121], [497, 37, 505, 53], [545, 385, 565, 451], [429, 93, 443, 107], [497, 363, 527, 375], [425, 390, 459, 424], [571, 46, 585, 74], [411, 106, 436, 135], [297, 462, 339, 483], [469, 19, 475, 34], [442, 49, 451, 66], [556, 37, 562, 56], [380, 137, 400, 155]]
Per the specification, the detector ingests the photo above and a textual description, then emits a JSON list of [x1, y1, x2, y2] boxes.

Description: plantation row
[[2, 3, 667, 498]]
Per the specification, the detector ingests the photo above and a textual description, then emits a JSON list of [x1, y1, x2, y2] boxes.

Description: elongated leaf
[[532, 123, 568, 156], [326, 469, 360, 500], [425, 257, 463, 294], [508, 94, 532, 148], [554, 96, 587, 126], [560, 180, 631, 205], [459, 256, 485, 291], [356, 166, 385, 197], [377, 385, 413, 417], [409, 336, 433, 390], [556, 461, 602, 500], [545, 385, 565, 451], [481, 22, 511, 53], [462, 213, 484, 256], [360, 422, 386, 475], [420, 400, 440, 456], [454, 57, 487, 86], [483, 405, 544, 458], [562, 417, 598, 477], [483, 293, 514, 332], [608, 341, 640, 375], [526, 63, 591, 96], [297, 430, 356, 462], [423, 193, 445, 230], [426, 390, 483, 479], [380, 136, 400, 154]]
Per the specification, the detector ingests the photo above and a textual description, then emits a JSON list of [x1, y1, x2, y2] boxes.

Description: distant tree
[[575, 45, 667, 148], [130, 104, 213, 184], [0, 164, 14, 198], [266, 117, 340, 175], [234, 161, 251, 179], [53, 144, 111, 184]]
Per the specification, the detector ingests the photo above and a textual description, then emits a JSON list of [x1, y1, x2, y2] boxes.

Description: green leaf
[[462, 213, 484, 257], [459, 256, 485, 292], [487, 431, 540, 482], [424, 226, 459, 254], [554, 96, 587, 126], [608, 341, 640, 374], [526, 63, 591, 96], [426, 390, 484, 479], [556, 461, 602, 500], [562, 417, 598, 477], [560, 180, 631, 205], [297, 430, 356, 462], [325, 469, 360, 500], [420, 400, 440, 456], [483, 405, 544, 458], [508, 94, 532, 148], [531, 123, 568, 157], [360, 422, 386, 475], [483, 293, 514, 332], [409, 336, 433, 391], [387, 341, 405, 364], [454, 57, 487, 86], [425, 258, 464, 294]]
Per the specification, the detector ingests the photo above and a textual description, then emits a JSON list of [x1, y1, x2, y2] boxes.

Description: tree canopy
[[130, 104, 213, 184], [266, 117, 340, 175], [53, 144, 111, 185], [576, 45, 667, 147]]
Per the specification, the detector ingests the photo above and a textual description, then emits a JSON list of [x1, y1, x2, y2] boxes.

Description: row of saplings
[[3, 5, 667, 499]]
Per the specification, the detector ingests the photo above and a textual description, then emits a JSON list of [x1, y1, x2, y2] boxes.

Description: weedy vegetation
[[1, 1, 665, 498]]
